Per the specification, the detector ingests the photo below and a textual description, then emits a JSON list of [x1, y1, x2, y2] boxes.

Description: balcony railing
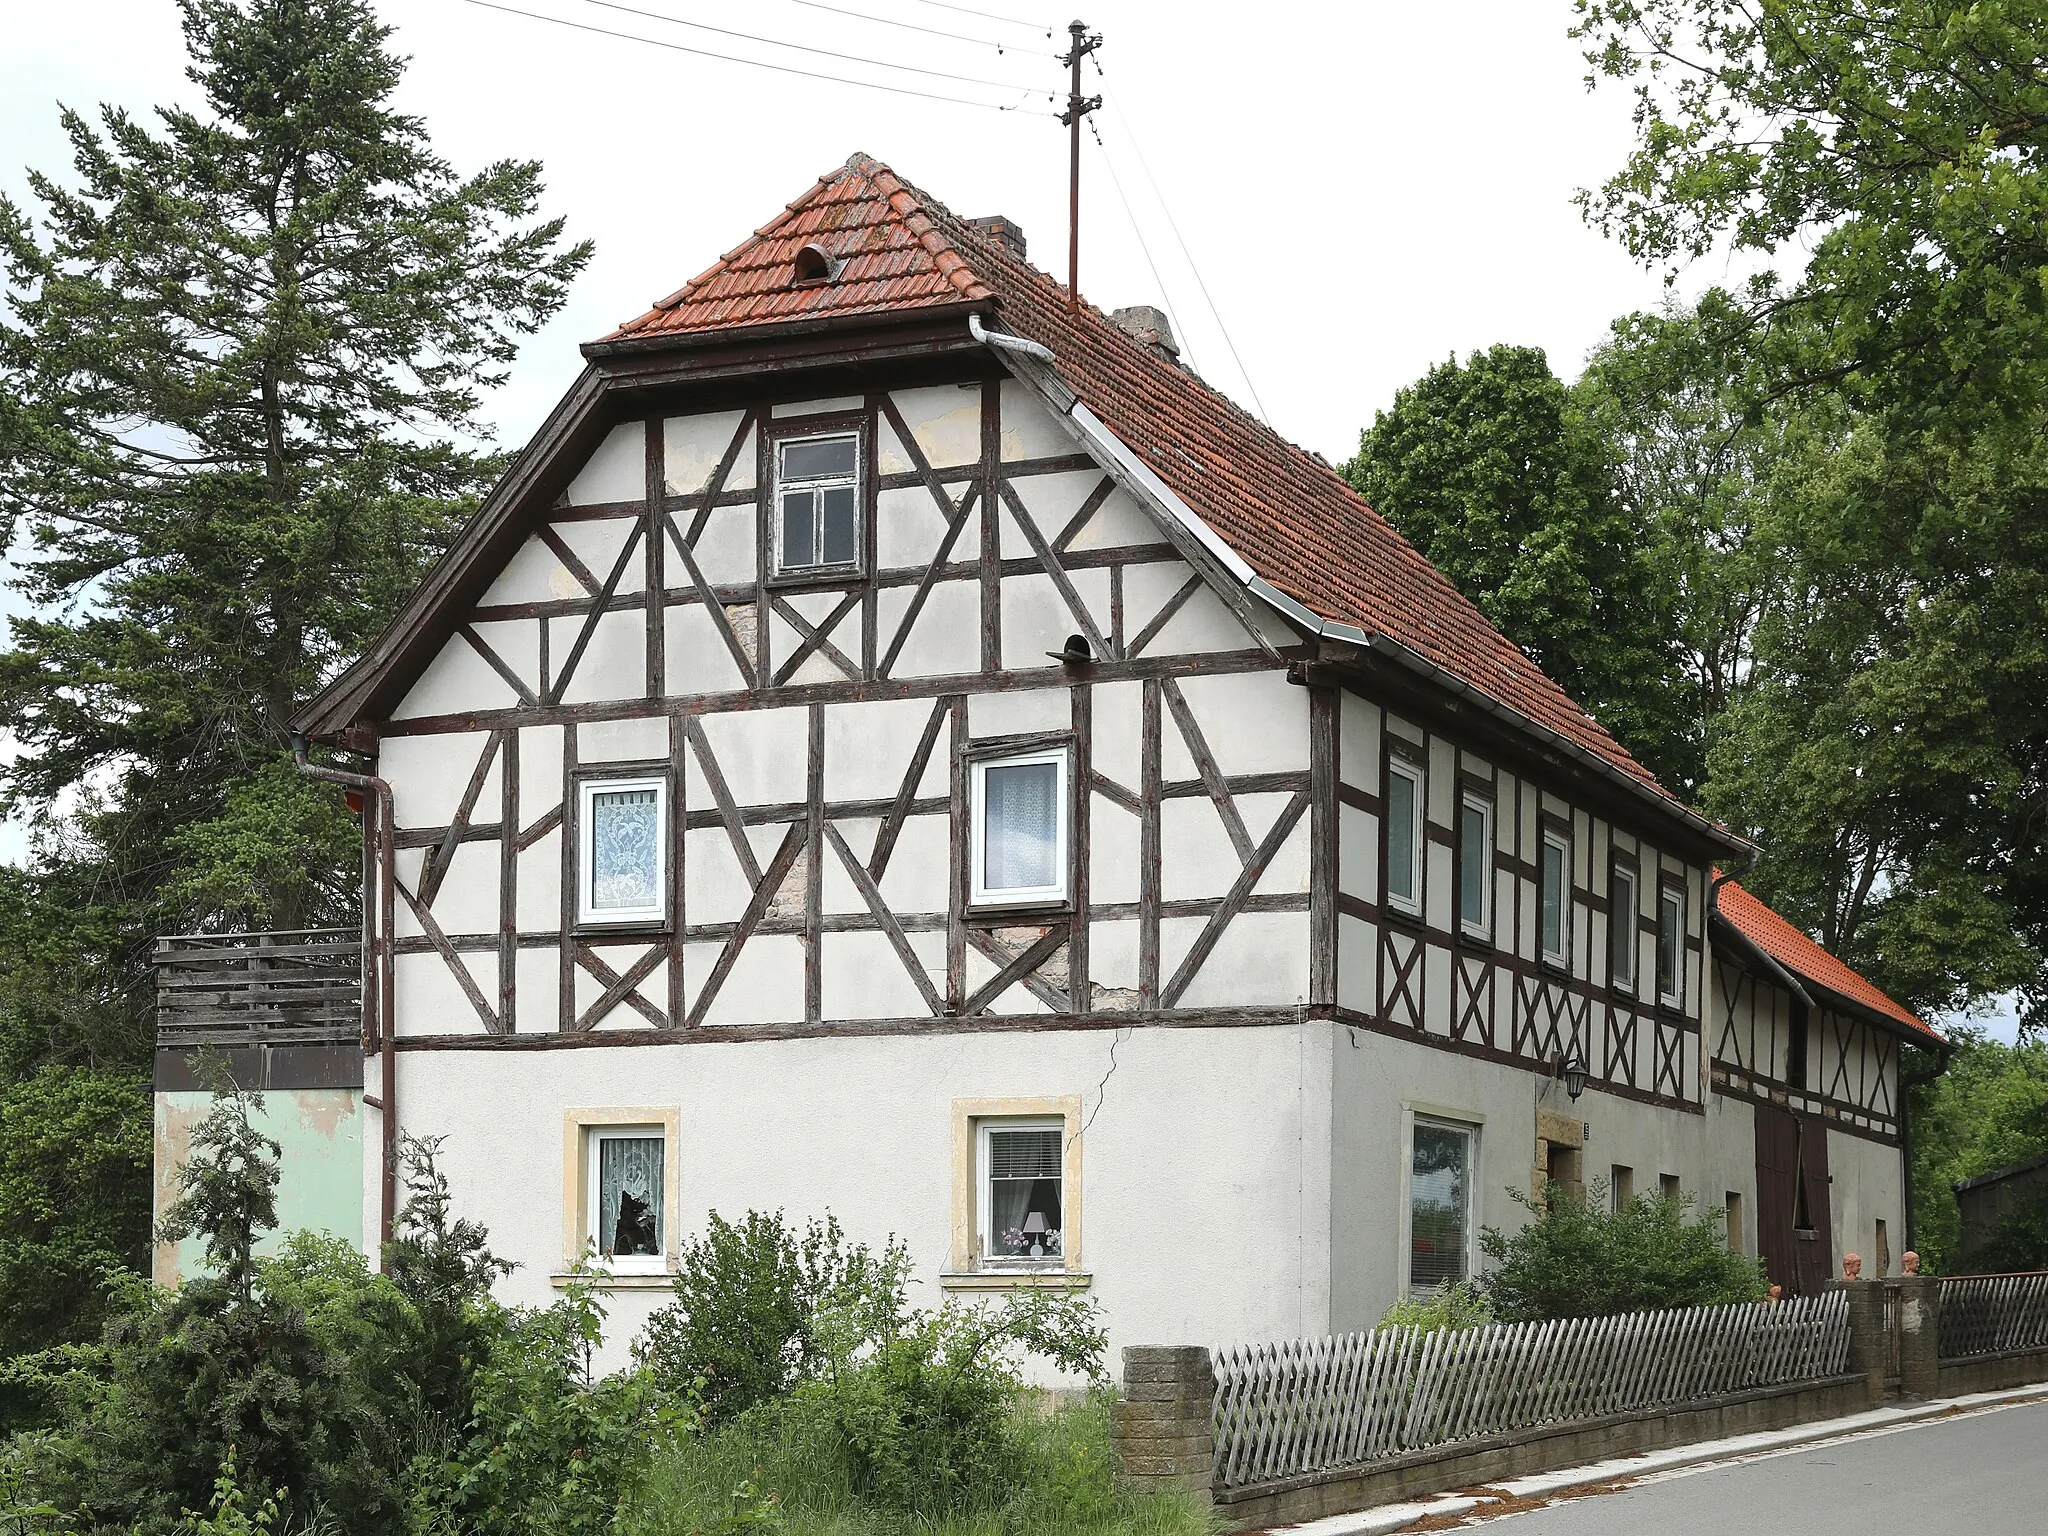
[[152, 929, 364, 1048]]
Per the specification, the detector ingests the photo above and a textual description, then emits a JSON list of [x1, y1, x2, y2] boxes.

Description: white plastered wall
[[398, 1022, 1333, 1377]]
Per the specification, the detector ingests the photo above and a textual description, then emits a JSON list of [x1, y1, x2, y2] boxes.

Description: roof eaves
[[581, 296, 990, 360]]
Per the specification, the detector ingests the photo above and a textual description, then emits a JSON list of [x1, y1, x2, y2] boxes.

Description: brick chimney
[[1111, 305, 1181, 364], [967, 215, 1027, 259]]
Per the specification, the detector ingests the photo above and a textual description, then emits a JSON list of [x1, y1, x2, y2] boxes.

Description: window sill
[[765, 568, 864, 592], [940, 1270, 1093, 1293], [1456, 928, 1493, 954], [1383, 903, 1427, 934], [550, 1268, 674, 1291], [572, 920, 673, 940], [965, 902, 1072, 924]]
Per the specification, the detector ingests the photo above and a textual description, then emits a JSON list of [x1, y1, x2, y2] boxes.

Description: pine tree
[[0, 0, 589, 936], [0, 0, 589, 1353]]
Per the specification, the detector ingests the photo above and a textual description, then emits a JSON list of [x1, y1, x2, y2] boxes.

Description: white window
[[1657, 883, 1686, 1007], [970, 748, 1069, 907], [1458, 793, 1492, 938], [979, 1119, 1065, 1267], [577, 776, 667, 926], [1409, 1117, 1474, 1294], [587, 1126, 666, 1272], [1385, 756, 1424, 917], [1540, 827, 1570, 966], [775, 433, 860, 574], [1610, 865, 1639, 992]]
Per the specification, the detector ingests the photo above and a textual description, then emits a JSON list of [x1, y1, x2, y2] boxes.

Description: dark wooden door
[[1793, 1113, 1834, 1296], [1754, 1103, 1800, 1292]]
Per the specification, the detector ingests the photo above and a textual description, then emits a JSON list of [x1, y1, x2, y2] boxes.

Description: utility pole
[[1060, 19, 1103, 314]]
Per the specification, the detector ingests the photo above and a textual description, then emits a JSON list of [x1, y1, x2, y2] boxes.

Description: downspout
[[1710, 859, 1815, 1011], [967, 312, 1055, 364], [292, 733, 398, 1253]]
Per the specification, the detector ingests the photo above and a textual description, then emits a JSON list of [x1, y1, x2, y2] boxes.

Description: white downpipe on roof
[[967, 312, 1055, 364]]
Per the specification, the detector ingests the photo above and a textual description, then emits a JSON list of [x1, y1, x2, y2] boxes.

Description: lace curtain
[[983, 761, 1058, 891], [598, 1135, 663, 1258], [590, 788, 659, 911]]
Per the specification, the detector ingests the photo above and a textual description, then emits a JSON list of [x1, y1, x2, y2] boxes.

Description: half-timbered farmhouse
[[188, 151, 1944, 1363]]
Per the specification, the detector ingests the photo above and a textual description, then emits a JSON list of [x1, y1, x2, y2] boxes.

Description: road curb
[[1264, 1386, 2048, 1535]]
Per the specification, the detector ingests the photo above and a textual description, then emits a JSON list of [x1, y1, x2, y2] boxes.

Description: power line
[[456, 0, 1057, 114], [579, 0, 1045, 92], [789, 0, 1051, 56], [911, 0, 1054, 34], [1097, 70, 1270, 423], [1086, 118, 1200, 373]]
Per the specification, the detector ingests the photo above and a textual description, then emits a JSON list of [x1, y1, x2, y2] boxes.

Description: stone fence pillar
[[1830, 1278, 1887, 1408], [1893, 1275, 1941, 1398], [1111, 1345, 1216, 1507]]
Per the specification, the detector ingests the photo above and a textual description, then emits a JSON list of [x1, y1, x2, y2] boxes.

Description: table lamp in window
[[1021, 1211, 1049, 1259]]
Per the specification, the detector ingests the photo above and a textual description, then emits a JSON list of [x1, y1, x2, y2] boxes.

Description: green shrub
[[415, 1270, 686, 1536], [1479, 1182, 1769, 1321], [815, 1289, 1106, 1515], [1376, 1280, 1493, 1334], [622, 1387, 1211, 1536], [638, 1211, 908, 1427]]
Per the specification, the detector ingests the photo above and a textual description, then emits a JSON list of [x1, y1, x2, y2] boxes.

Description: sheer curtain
[[599, 1135, 663, 1257], [984, 761, 1058, 891]]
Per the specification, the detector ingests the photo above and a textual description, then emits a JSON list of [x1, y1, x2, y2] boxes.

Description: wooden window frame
[[1539, 820, 1572, 971], [1456, 789, 1494, 943], [763, 411, 872, 588], [1609, 859, 1640, 995], [1656, 877, 1687, 1011], [967, 741, 1073, 912], [1383, 747, 1426, 922], [573, 768, 671, 931]]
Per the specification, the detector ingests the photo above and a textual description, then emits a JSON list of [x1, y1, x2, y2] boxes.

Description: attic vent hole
[[793, 244, 834, 285]]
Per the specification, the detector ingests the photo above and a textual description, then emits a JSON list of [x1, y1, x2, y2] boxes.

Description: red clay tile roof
[[607, 158, 989, 339], [607, 153, 1678, 809], [1717, 879, 1940, 1043]]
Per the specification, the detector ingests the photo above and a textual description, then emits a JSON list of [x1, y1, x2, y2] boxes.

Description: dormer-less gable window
[[775, 433, 861, 576]]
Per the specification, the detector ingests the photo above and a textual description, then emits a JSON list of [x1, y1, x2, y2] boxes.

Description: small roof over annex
[[1714, 878, 1943, 1046]]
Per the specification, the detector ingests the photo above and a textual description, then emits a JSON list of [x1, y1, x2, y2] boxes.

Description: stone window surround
[[555, 1105, 683, 1290], [943, 1094, 1090, 1292]]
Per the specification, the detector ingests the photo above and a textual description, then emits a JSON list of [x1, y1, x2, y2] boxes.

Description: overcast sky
[[0, 1, 2022, 1038]]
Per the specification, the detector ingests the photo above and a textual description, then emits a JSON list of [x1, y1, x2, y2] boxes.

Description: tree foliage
[[1573, 0, 2048, 1025], [0, 1067, 151, 1406], [1344, 344, 1692, 785], [0, 0, 588, 1357], [1906, 1027, 2048, 1271]]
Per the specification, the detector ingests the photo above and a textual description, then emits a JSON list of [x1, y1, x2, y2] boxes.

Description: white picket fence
[[1210, 1291, 1851, 1490], [1937, 1272, 2048, 1361]]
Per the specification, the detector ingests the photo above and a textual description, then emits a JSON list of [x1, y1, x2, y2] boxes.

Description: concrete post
[[1831, 1278, 1887, 1407], [1893, 1275, 1941, 1398], [1111, 1345, 1216, 1507]]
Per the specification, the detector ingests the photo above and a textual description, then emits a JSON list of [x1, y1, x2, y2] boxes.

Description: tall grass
[[619, 1390, 1216, 1536]]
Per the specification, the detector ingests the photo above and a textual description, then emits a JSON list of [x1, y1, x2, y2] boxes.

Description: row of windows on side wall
[[571, 747, 1073, 928], [1383, 756, 1687, 1009]]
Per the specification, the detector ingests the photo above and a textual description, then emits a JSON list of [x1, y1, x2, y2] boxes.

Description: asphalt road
[[1473, 1399, 2048, 1533]]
